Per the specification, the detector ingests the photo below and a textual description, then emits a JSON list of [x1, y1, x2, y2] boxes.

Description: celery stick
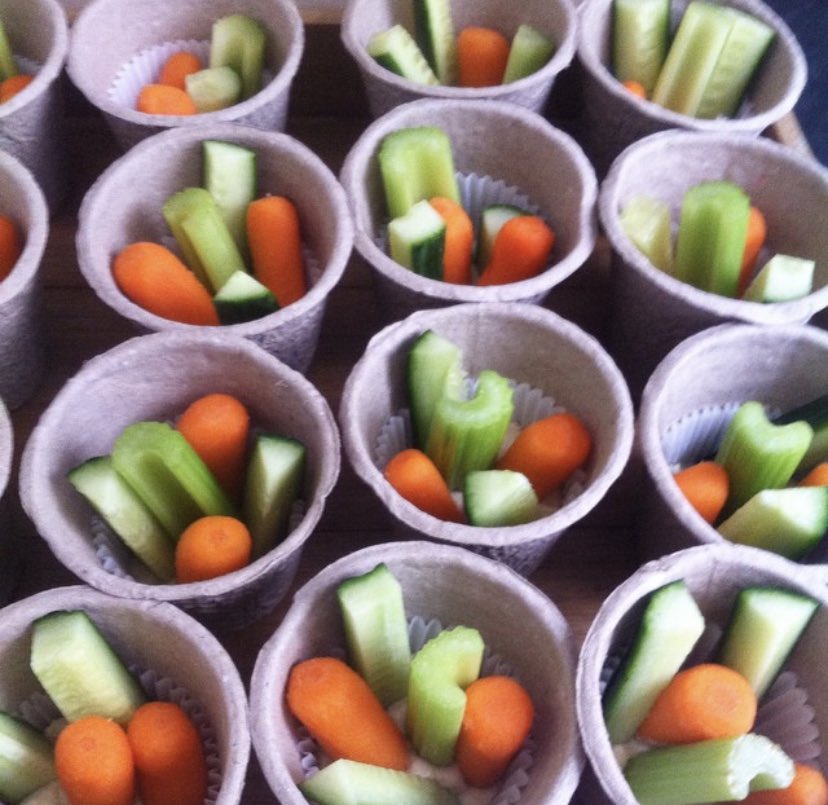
[[742, 254, 815, 303], [612, 0, 671, 95], [775, 393, 828, 472], [619, 195, 674, 273]]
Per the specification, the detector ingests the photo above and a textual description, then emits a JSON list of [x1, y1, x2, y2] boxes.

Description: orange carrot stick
[[177, 392, 250, 501], [112, 241, 219, 326], [737, 206, 767, 297], [673, 460, 730, 524], [636, 662, 757, 744], [0, 73, 34, 103], [136, 83, 197, 115], [429, 196, 473, 285], [622, 79, 647, 99], [0, 213, 22, 281], [126, 701, 208, 805], [457, 27, 510, 87], [286, 656, 410, 771], [157, 51, 203, 92], [175, 514, 253, 582], [800, 463, 828, 487], [384, 448, 465, 522], [456, 675, 535, 788], [496, 412, 592, 499], [246, 195, 307, 307], [55, 715, 136, 805], [476, 215, 555, 286], [741, 762, 828, 805]]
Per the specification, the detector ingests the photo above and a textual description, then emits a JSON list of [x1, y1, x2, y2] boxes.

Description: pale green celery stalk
[[624, 734, 794, 805]]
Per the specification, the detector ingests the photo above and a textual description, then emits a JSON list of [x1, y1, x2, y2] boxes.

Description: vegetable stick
[[800, 463, 828, 487], [177, 392, 251, 502], [384, 448, 465, 522], [673, 460, 730, 524], [622, 79, 648, 99], [136, 83, 197, 115], [174, 514, 253, 582], [496, 412, 592, 499], [0, 73, 33, 103], [286, 656, 410, 771], [0, 213, 22, 281], [740, 762, 828, 805], [111, 241, 219, 326], [636, 662, 757, 744], [158, 51, 203, 92], [455, 675, 535, 787], [246, 195, 307, 306], [456, 27, 510, 87], [126, 701, 208, 805], [429, 196, 473, 284], [54, 715, 135, 805], [476, 215, 555, 286], [738, 206, 768, 297]]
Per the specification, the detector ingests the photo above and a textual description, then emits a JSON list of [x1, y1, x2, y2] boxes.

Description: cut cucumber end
[[209, 13, 267, 100], [213, 269, 278, 324], [367, 24, 440, 86], [464, 469, 539, 527], [0, 712, 56, 804], [388, 199, 446, 280], [185, 66, 242, 113], [742, 254, 815, 303]]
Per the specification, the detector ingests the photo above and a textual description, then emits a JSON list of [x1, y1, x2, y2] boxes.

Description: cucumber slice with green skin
[[464, 469, 539, 527], [776, 394, 828, 473], [742, 254, 815, 303], [19, 781, 69, 805], [407, 625, 484, 766], [619, 195, 674, 273], [213, 269, 278, 324], [413, 0, 457, 85], [367, 24, 440, 86], [378, 127, 460, 220], [185, 66, 242, 113], [717, 486, 828, 559], [715, 401, 813, 516], [0, 712, 56, 805], [388, 199, 446, 280], [673, 180, 751, 297], [503, 24, 556, 83], [336, 563, 412, 707], [717, 586, 819, 699], [67, 455, 175, 581], [612, 0, 671, 95], [603, 580, 705, 745], [30, 610, 146, 726], [299, 758, 460, 805], [209, 13, 267, 101], [0, 19, 18, 82], [426, 369, 514, 490], [476, 204, 529, 268], [407, 329, 467, 450], [111, 421, 236, 539], [242, 433, 305, 558]]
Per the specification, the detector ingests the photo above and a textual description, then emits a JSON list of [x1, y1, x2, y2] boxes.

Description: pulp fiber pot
[[19, 330, 340, 629], [340, 98, 598, 323], [341, 0, 578, 118], [66, 0, 303, 150], [600, 129, 828, 402], [339, 302, 634, 576], [0, 398, 15, 605], [0, 0, 68, 212], [577, 544, 828, 804], [76, 122, 353, 373], [250, 540, 584, 805], [637, 322, 828, 573], [576, 0, 807, 176], [0, 150, 49, 410], [0, 585, 250, 803]]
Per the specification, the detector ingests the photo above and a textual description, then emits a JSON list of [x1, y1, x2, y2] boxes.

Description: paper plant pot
[[65, 0, 303, 151], [637, 322, 828, 577], [0, 584, 250, 803], [0, 150, 49, 410], [341, 0, 578, 118], [339, 302, 634, 576], [0, 398, 15, 606], [18, 330, 340, 629], [76, 122, 353, 374], [600, 129, 828, 402], [576, 0, 807, 177], [577, 543, 828, 804], [339, 98, 598, 324], [250, 540, 584, 804]]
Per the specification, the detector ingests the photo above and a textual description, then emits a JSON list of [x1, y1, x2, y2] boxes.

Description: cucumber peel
[[388, 199, 446, 280], [209, 13, 266, 100], [464, 469, 539, 527], [367, 25, 439, 86], [213, 269, 278, 325], [775, 394, 828, 473], [0, 712, 56, 804], [413, 0, 457, 85], [503, 24, 556, 83]]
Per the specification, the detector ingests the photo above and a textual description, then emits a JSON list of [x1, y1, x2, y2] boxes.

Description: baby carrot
[[636, 662, 757, 744], [800, 463, 828, 487], [55, 715, 135, 805], [622, 79, 647, 99], [136, 83, 197, 115], [496, 412, 592, 499], [286, 656, 410, 771], [177, 392, 250, 501], [741, 762, 828, 805], [175, 515, 253, 582], [456, 675, 535, 788], [157, 51, 203, 92], [384, 448, 465, 523], [429, 196, 473, 284], [246, 195, 307, 307], [457, 27, 510, 87], [127, 701, 208, 805], [476, 215, 555, 286], [737, 206, 767, 297], [0, 213, 22, 281], [112, 241, 219, 326], [673, 460, 730, 524], [0, 73, 34, 103]]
